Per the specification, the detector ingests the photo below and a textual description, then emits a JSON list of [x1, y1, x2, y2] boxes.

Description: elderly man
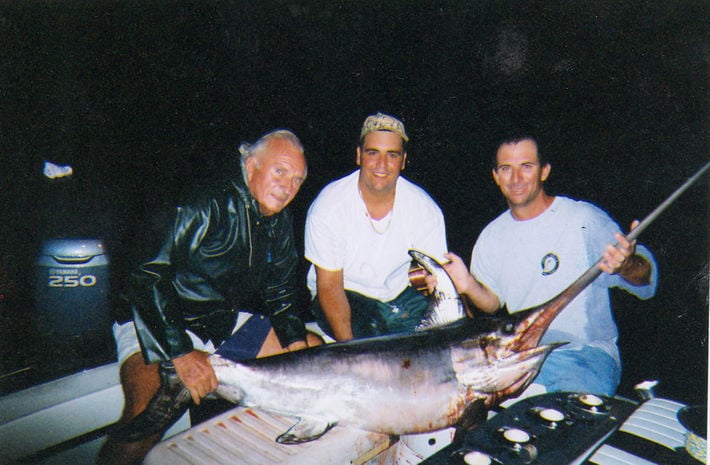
[[304, 112, 448, 341], [97, 129, 318, 465], [442, 134, 658, 396]]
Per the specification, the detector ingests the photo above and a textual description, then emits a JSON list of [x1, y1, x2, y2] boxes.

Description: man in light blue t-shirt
[[442, 135, 657, 396]]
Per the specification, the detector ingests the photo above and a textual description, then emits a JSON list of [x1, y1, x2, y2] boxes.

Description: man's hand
[[599, 220, 638, 274], [599, 220, 652, 285], [440, 253, 475, 294], [423, 253, 468, 293], [172, 350, 218, 405]]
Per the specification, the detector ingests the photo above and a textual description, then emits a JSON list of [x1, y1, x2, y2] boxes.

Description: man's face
[[245, 138, 306, 216], [492, 139, 550, 210], [356, 130, 406, 195]]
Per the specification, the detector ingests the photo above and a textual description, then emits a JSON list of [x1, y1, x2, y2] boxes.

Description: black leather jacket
[[123, 167, 306, 363]]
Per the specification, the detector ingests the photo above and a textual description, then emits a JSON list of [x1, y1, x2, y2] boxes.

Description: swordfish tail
[[108, 362, 192, 442]]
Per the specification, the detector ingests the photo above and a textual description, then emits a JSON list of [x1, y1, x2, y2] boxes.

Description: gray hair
[[238, 129, 304, 162]]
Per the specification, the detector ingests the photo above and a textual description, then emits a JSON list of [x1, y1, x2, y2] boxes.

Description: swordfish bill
[[110, 160, 709, 445]]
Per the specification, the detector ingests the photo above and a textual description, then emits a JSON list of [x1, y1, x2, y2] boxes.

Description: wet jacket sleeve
[[129, 204, 207, 363], [264, 215, 307, 347]]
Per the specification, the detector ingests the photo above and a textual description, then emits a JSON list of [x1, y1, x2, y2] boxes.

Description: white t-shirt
[[305, 170, 447, 301], [472, 196, 658, 366]]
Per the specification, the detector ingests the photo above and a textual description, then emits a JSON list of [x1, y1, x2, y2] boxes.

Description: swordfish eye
[[502, 321, 516, 334]]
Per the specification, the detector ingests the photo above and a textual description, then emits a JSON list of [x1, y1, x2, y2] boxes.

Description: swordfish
[[113, 161, 710, 445], [112, 249, 564, 444]]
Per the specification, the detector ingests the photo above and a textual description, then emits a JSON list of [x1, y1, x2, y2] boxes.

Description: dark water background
[[1, 1, 707, 407]]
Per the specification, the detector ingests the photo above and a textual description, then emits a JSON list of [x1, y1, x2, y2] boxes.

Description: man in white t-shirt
[[304, 112, 447, 341], [442, 135, 657, 396]]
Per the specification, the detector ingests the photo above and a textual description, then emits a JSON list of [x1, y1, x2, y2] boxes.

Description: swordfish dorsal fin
[[408, 249, 468, 330]]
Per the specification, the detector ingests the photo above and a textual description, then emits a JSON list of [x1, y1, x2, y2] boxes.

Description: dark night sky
[[1, 1, 708, 405]]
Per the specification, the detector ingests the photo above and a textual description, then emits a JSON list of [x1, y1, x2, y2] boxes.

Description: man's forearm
[[318, 290, 354, 341], [461, 275, 501, 314], [619, 254, 652, 286], [441, 253, 501, 315]]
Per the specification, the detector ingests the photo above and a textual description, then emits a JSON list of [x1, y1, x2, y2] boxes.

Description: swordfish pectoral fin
[[215, 383, 246, 404], [276, 416, 336, 444], [454, 398, 488, 441]]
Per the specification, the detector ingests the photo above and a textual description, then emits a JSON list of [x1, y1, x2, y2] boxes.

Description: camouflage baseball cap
[[360, 112, 409, 142]]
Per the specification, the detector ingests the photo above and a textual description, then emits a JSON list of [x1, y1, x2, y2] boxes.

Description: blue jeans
[[534, 346, 620, 396], [312, 286, 429, 339]]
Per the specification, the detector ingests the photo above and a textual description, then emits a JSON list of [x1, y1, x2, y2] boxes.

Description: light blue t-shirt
[[471, 196, 658, 367]]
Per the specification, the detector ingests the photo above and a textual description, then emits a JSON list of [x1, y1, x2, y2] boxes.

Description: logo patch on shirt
[[541, 253, 559, 276]]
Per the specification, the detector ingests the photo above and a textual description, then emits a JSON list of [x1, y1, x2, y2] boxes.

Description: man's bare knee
[[97, 354, 163, 465], [256, 329, 285, 357], [119, 353, 160, 419], [306, 331, 324, 347], [256, 328, 323, 358]]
